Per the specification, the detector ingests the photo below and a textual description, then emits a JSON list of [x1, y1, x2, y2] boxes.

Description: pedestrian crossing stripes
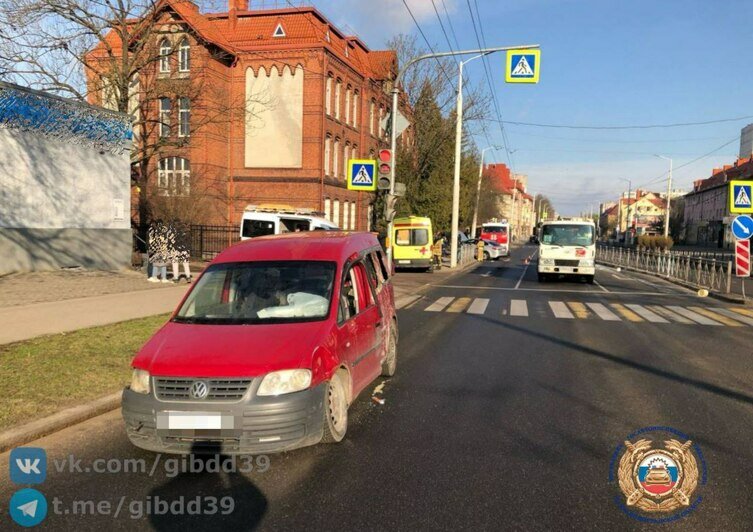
[[399, 295, 753, 328]]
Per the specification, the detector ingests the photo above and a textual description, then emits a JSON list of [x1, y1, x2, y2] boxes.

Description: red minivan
[[122, 232, 398, 454]]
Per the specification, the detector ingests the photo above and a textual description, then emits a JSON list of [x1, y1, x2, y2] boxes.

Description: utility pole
[[618, 178, 632, 243], [388, 43, 540, 269], [471, 145, 502, 238], [655, 154, 673, 238]]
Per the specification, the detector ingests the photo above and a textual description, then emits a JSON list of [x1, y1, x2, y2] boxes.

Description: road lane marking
[[710, 307, 753, 326], [466, 298, 489, 315], [586, 302, 621, 321], [593, 279, 610, 293], [687, 307, 742, 327], [510, 299, 528, 317], [566, 302, 591, 319], [730, 307, 753, 318], [645, 305, 694, 324], [610, 304, 644, 322], [396, 295, 421, 309], [446, 297, 471, 313], [515, 249, 537, 289], [665, 306, 723, 326], [625, 304, 669, 323], [425, 297, 454, 312], [549, 301, 574, 319], [431, 285, 675, 296]]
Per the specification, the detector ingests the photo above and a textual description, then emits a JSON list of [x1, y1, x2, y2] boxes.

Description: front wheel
[[483, 251, 490, 261], [321, 373, 348, 443], [585, 275, 595, 285], [538, 273, 546, 282], [381, 326, 398, 377]]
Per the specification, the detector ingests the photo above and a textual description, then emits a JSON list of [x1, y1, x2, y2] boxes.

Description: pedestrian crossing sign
[[506, 49, 540, 84], [729, 180, 753, 213], [347, 159, 377, 191]]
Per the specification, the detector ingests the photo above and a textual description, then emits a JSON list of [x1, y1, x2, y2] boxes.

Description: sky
[[310, 0, 753, 215]]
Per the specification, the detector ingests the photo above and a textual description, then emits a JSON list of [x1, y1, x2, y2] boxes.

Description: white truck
[[537, 219, 596, 284], [240, 205, 338, 240]]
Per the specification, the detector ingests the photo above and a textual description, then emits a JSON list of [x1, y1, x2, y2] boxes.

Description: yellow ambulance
[[392, 216, 434, 271]]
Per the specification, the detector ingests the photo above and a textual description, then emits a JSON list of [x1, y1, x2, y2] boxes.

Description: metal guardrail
[[596, 246, 733, 294]]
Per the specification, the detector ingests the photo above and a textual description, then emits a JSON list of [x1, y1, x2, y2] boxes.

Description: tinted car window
[[396, 228, 429, 246], [242, 219, 275, 238]]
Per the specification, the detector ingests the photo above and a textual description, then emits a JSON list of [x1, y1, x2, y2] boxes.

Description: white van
[[537, 219, 596, 283], [240, 205, 338, 240]]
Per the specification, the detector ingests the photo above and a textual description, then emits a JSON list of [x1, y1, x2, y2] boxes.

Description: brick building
[[88, 0, 403, 230], [482, 163, 535, 239]]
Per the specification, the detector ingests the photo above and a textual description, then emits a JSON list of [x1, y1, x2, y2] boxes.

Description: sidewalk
[[0, 285, 189, 345]]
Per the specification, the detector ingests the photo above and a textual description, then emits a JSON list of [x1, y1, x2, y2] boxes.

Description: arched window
[[178, 37, 190, 72], [334, 79, 342, 120], [350, 201, 356, 230], [178, 97, 190, 137], [369, 99, 375, 135], [325, 75, 333, 116], [352, 90, 359, 128], [343, 142, 349, 177], [352, 144, 358, 159], [158, 97, 171, 137], [333, 138, 340, 178], [333, 199, 340, 228], [342, 202, 349, 230], [324, 198, 331, 221], [158, 157, 190, 196], [344, 86, 351, 125], [379, 105, 385, 136], [324, 134, 331, 176], [159, 39, 171, 73]]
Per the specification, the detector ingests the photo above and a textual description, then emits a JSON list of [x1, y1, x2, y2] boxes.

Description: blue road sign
[[730, 180, 753, 213], [732, 215, 753, 240], [347, 159, 377, 191]]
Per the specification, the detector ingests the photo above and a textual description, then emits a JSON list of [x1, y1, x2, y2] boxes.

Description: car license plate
[[156, 411, 233, 430], [398, 260, 410, 264]]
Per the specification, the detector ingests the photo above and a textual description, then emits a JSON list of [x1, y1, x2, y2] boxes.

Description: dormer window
[[273, 23, 285, 38]]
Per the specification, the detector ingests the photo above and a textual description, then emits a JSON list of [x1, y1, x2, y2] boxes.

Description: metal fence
[[190, 225, 239, 261], [596, 246, 733, 294]]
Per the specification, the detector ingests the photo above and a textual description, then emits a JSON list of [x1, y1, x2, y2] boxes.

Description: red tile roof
[[692, 156, 753, 193]]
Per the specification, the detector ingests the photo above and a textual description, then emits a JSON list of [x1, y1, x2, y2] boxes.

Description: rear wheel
[[483, 251, 490, 261], [321, 373, 348, 443], [381, 326, 398, 377]]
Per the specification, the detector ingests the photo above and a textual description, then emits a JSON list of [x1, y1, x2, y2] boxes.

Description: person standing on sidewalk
[[170, 221, 192, 283], [147, 220, 170, 283]]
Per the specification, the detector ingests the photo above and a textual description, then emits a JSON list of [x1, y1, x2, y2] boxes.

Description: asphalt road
[[3, 244, 753, 530]]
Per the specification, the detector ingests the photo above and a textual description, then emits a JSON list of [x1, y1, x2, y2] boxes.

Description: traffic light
[[384, 194, 399, 222], [377, 149, 392, 191]]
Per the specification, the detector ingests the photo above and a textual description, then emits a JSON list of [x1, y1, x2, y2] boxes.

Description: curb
[[596, 261, 747, 305], [0, 391, 121, 453]]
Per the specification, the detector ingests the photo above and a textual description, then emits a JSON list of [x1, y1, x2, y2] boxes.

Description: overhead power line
[[486, 115, 753, 130]]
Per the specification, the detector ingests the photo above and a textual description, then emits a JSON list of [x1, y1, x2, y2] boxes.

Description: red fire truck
[[479, 221, 510, 257]]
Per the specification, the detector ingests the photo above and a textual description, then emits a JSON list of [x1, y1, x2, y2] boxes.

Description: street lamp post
[[471, 145, 502, 238], [388, 43, 540, 269], [618, 178, 632, 243], [654, 154, 673, 239]]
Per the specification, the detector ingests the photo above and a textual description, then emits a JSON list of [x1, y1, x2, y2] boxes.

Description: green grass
[[0, 314, 170, 431]]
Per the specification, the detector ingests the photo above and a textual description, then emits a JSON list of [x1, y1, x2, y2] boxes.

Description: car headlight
[[580, 259, 595, 267], [540, 258, 554, 266], [257, 369, 312, 396], [130, 369, 150, 394]]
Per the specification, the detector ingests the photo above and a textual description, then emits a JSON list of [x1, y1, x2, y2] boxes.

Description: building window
[[159, 97, 171, 137], [352, 91, 359, 128], [158, 157, 190, 196], [178, 38, 190, 72], [350, 201, 356, 230], [352, 144, 358, 159], [343, 202, 349, 230], [324, 135, 332, 176], [379, 105, 384, 136], [333, 199, 340, 227], [178, 97, 190, 137], [343, 143, 349, 177], [273, 23, 286, 37], [325, 75, 333, 116], [345, 87, 351, 125], [159, 39, 171, 73], [368, 204, 373, 231], [324, 198, 331, 221], [369, 100, 375, 135], [333, 138, 340, 178], [335, 79, 341, 120]]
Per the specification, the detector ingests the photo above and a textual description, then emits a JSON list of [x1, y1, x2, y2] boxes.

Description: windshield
[[483, 225, 508, 234], [541, 224, 595, 246], [174, 261, 336, 324]]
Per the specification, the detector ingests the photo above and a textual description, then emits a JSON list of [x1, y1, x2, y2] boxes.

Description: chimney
[[230, 0, 248, 11]]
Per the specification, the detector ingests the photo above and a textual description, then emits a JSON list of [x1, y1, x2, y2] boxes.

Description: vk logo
[[9, 488, 48, 527], [10, 447, 47, 484]]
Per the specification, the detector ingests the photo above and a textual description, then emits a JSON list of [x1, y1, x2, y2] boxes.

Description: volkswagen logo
[[190, 381, 209, 399]]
